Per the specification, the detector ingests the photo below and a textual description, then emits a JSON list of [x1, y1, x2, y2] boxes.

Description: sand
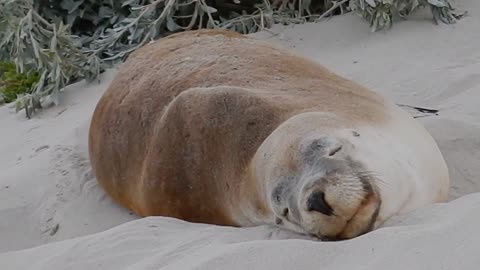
[[1, 0, 479, 268]]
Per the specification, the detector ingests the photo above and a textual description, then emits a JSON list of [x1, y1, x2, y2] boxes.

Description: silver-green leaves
[[0, 0, 463, 118], [349, 0, 465, 32]]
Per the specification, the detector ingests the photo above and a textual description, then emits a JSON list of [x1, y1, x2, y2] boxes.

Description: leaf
[[427, 0, 449, 8], [98, 6, 114, 18], [122, 0, 139, 7], [201, 4, 218, 14], [365, 0, 377, 8], [60, 0, 85, 14], [66, 9, 80, 26], [166, 16, 181, 32]]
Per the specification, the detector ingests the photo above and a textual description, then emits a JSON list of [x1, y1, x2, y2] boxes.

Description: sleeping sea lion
[[88, 29, 449, 240]]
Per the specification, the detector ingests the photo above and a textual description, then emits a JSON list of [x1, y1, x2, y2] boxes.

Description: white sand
[[1, 0, 479, 268]]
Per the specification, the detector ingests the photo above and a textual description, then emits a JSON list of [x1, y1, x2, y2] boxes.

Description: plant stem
[[315, 0, 349, 22]]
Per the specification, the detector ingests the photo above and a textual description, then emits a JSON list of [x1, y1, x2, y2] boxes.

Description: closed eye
[[329, 146, 343, 156]]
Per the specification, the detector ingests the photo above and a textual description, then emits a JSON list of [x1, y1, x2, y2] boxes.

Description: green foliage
[[0, 0, 465, 118], [0, 62, 39, 103], [0, 0, 101, 117], [349, 0, 466, 31]]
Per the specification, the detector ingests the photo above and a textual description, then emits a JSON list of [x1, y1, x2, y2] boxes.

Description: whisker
[[357, 170, 391, 187]]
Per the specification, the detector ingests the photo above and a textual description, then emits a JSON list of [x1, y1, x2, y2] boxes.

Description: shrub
[[0, 0, 465, 118], [0, 62, 39, 102]]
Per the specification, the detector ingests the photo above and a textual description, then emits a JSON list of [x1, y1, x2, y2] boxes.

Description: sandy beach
[[1, 0, 479, 268]]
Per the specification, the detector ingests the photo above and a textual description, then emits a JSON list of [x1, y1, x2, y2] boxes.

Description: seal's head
[[259, 115, 382, 240]]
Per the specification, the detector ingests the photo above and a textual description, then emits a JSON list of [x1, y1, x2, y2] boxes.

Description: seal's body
[[89, 29, 449, 240]]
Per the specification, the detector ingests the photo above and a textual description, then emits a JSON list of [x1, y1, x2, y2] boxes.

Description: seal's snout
[[296, 165, 381, 240], [306, 190, 334, 216]]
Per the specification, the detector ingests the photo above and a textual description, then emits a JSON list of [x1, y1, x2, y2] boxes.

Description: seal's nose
[[306, 190, 334, 216]]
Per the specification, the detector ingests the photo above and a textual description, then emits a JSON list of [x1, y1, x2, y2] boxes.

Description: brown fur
[[88, 29, 388, 227]]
